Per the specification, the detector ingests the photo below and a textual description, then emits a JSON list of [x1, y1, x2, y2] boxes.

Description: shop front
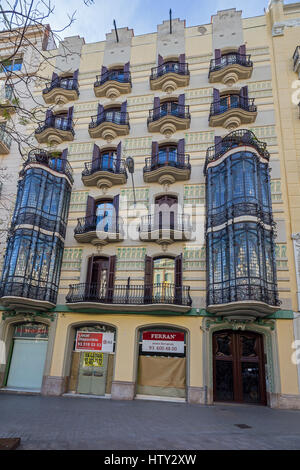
[[5, 322, 48, 391], [136, 326, 187, 400], [68, 324, 115, 397]]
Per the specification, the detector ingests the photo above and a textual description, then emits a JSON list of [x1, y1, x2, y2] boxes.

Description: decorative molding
[[123, 137, 152, 157], [185, 87, 213, 105], [117, 247, 146, 271], [183, 246, 206, 271], [62, 248, 83, 271], [275, 243, 288, 270], [120, 187, 149, 209], [185, 131, 214, 152], [271, 180, 283, 203], [184, 184, 205, 205], [69, 191, 89, 212], [2, 311, 56, 322]]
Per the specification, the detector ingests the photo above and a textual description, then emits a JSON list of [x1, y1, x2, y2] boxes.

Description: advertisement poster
[[142, 331, 185, 354], [75, 332, 114, 353]]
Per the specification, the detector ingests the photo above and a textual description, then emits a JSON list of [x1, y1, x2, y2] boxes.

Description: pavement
[[0, 394, 300, 450]]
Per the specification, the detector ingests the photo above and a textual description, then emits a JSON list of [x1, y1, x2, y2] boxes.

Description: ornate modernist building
[[1, 0, 300, 408]]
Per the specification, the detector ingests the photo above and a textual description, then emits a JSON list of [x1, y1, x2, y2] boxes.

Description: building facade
[[1, 0, 300, 408]]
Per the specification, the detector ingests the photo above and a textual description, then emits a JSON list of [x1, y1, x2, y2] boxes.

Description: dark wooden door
[[155, 195, 178, 230], [213, 330, 266, 405], [90, 257, 109, 300]]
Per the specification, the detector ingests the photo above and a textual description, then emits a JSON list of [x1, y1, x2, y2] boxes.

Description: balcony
[[209, 96, 257, 130], [206, 283, 281, 319], [0, 86, 16, 117], [147, 104, 190, 137], [94, 70, 131, 99], [150, 62, 190, 93], [74, 215, 123, 245], [0, 127, 12, 154], [35, 116, 75, 145], [88, 111, 129, 142], [82, 155, 127, 188], [209, 53, 253, 85], [0, 279, 57, 312], [143, 153, 191, 185], [139, 213, 193, 245], [205, 129, 270, 173], [42, 77, 79, 104], [66, 281, 192, 313], [21, 149, 73, 183]]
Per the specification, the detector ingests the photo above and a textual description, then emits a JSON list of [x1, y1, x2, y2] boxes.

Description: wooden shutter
[[158, 54, 164, 66], [214, 135, 222, 156], [144, 255, 154, 303], [45, 109, 53, 124], [113, 194, 120, 233], [151, 141, 159, 166], [86, 255, 95, 285], [67, 106, 74, 127], [61, 148, 68, 170], [107, 255, 116, 302], [215, 49, 222, 65], [153, 96, 160, 119], [178, 93, 185, 117], [124, 62, 130, 81], [91, 143, 100, 171], [213, 88, 220, 114], [238, 44, 246, 56], [177, 138, 185, 158], [101, 65, 108, 81], [73, 69, 79, 88], [51, 71, 59, 83], [121, 100, 127, 118], [240, 85, 248, 108], [175, 254, 183, 304], [179, 53, 186, 73], [97, 103, 104, 117], [116, 141, 122, 173], [86, 195, 95, 219]]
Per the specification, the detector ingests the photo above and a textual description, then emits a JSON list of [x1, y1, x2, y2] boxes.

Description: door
[[213, 331, 266, 405], [100, 150, 116, 172], [155, 195, 178, 230], [158, 145, 177, 166], [77, 352, 108, 396], [90, 257, 109, 300], [6, 339, 48, 390], [96, 201, 114, 232]]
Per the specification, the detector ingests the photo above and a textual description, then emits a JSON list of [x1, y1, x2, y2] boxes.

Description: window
[[1, 58, 22, 73]]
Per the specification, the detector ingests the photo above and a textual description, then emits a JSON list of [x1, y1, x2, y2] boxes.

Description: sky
[[49, 0, 297, 43]]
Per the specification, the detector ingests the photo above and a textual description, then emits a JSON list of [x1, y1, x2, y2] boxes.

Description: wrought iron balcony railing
[[148, 104, 190, 124], [11, 209, 67, 238], [150, 62, 189, 80], [209, 96, 257, 119], [0, 127, 12, 149], [42, 77, 79, 95], [140, 213, 192, 233], [293, 46, 300, 71], [144, 153, 190, 173], [94, 70, 131, 87], [21, 149, 74, 183], [89, 111, 129, 129], [66, 281, 192, 307], [0, 278, 58, 304], [206, 202, 274, 229], [209, 53, 252, 76], [207, 282, 281, 308], [82, 155, 127, 177], [205, 129, 270, 172], [75, 214, 122, 235], [35, 116, 75, 136]]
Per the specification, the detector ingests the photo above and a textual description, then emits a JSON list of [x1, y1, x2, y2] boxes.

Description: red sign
[[142, 331, 185, 354], [75, 332, 114, 352]]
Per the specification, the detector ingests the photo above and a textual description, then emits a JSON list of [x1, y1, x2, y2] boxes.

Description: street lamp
[[126, 156, 136, 207]]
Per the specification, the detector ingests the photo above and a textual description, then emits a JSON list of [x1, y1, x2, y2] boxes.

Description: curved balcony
[[143, 153, 191, 184], [88, 111, 129, 141], [147, 104, 190, 137], [94, 70, 131, 99], [205, 129, 270, 173], [82, 155, 127, 188], [21, 149, 74, 184], [207, 283, 281, 319], [150, 62, 190, 92], [209, 96, 257, 130], [74, 215, 123, 245], [209, 53, 253, 85], [0, 127, 12, 154], [139, 213, 193, 244], [35, 116, 75, 145], [0, 278, 57, 312], [66, 281, 192, 313], [42, 77, 79, 104]]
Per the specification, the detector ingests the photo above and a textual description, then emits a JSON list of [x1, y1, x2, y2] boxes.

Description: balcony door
[[96, 200, 114, 232], [155, 195, 178, 230], [220, 95, 239, 113], [100, 150, 116, 171], [160, 101, 178, 118], [105, 107, 121, 123], [158, 145, 177, 166], [213, 330, 267, 405]]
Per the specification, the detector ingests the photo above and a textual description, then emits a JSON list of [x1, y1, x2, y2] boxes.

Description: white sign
[[142, 331, 185, 354]]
